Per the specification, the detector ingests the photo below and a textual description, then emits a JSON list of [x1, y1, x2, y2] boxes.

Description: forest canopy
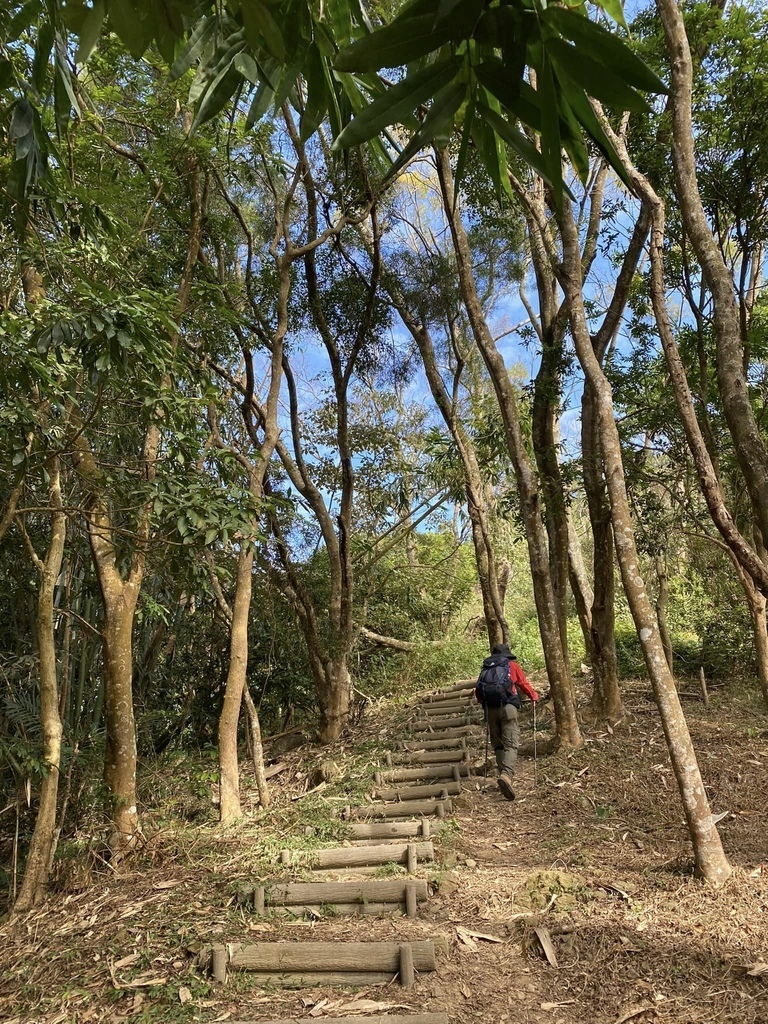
[[2, 0, 768, 926]]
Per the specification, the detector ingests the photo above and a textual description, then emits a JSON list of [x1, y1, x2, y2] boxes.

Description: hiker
[[475, 642, 539, 801]]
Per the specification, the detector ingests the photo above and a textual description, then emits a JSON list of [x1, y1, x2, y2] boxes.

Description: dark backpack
[[477, 656, 521, 709]]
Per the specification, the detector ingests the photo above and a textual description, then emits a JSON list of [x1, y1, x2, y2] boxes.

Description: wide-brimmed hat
[[492, 642, 513, 658]]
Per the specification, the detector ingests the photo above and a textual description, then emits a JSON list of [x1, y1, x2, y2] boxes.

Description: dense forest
[[1, 0, 767, 972]]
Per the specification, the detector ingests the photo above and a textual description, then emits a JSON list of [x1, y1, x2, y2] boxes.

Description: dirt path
[[1, 678, 767, 1024]]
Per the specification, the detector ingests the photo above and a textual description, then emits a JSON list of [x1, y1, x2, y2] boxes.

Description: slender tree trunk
[[14, 459, 66, 911], [242, 683, 271, 808], [657, 0, 768, 549], [583, 381, 623, 721], [558, 203, 731, 883], [566, 511, 593, 660], [101, 580, 141, 851], [732, 556, 768, 711], [655, 554, 674, 673], [218, 546, 253, 823], [435, 147, 581, 750], [468, 502, 505, 647]]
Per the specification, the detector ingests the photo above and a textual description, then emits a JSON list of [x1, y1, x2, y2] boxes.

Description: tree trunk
[[218, 546, 253, 823], [14, 459, 66, 912], [731, 556, 768, 712], [566, 511, 593, 661], [243, 682, 271, 808], [583, 381, 623, 722], [558, 202, 731, 883], [655, 554, 674, 673], [468, 502, 505, 648], [434, 147, 581, 750], [101, 581, 141, 852], [657, 0, 768, 549], [317, 655, 352, 744]]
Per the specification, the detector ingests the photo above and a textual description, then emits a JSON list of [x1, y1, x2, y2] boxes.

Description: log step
[[418, 701, 475, 716], [279, 841, 434, 869], [400, 736, 465, 751], [345, 820, 433, 840], [262, 878, 429, 908], [374, 782, 461, 802], [344, 798, 452, 819], [227, 939, 436, 973], [391, 749, 469, 765], [425, 688, 474, 703], [380, 765, 466, 783], [410, 716, 481, 731], [224, 970, 396, 987], [246, 1014, 449, 1024], [271, 902, 407, 917], [407, 725, 480, 741]]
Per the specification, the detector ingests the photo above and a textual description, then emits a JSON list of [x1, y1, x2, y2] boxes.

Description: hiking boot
[[497, 775, 515, 801]]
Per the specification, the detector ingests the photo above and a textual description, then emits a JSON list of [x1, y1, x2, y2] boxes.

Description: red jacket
[[475, 658, 539, 705]]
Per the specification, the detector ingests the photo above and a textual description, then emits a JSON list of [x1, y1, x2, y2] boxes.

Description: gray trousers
[[486, 704, 519, 778]]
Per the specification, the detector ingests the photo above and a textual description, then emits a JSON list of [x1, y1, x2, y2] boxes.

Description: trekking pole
[[483, 708, 489, 787], [533, 700, 538, 788]]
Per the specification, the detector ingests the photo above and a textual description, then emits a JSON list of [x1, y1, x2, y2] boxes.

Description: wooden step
[[242, 1014, 449, 1024], [374, 782, 461, 802], [390, 749, 469, 765], [406, 725, 480, 741], [379, 764, 465, 784], [258, 878, 429, 919], [279, 841, 434, 870], [400, 736, 465, 751], [417, 701, 475, 716], [410, 715, 481, 731], [345, 820, 433, 841], [344, 798, 452, 819], [223, 939, 436, 988], [425, 687, 474, 703]]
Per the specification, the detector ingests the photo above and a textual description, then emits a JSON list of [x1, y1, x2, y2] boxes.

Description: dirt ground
[[1, 677, 767, 1024]]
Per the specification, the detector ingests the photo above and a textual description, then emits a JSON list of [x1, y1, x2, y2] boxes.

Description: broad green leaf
[[234, 52, 261, 84], [75, 0, 105, 65], [556, 78, 632, 191], [476, 101, 558, 190], [384, 77, 466, 183], [333, 59, 458, 150], [32, 20, 54, 94], [301, 41, 328, 141], [544, 7, 668, 95], [590, 0, 628, 32], [557, 90, 589, 183], [108, 1, 155, 58], [191, 62, 241, 131], [452, 95, 474, 202], [169, 14, 217, 80], [246, 79, 275, 126], [475, 61, 542, 132], [335, 14, 456, 73], [546, 38, 651, 114], [8, 0, 42, 39], [539, 53, 563, 207], [241, 0, 286, 61]]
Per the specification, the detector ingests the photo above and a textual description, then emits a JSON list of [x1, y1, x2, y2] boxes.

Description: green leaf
[[545, 37, 650, 114], [335, 14, 455, 73], [383, 77, 466, 183], [107, 0, 154, 58], [333, 59, 458, 150], [241, 0, 286, 61], [538, 53, 563, 207], [544, 7, 668, 95], [32, 20, 54, 94], [245, 78, 275, 127], [169, 14, 217, 81], [476, 101, 558, 191], [590, 0, 628, 32], [234, 52, 261, 84], [300, 40, 328, 141], [205, 528, 218, 546], [452, 95, 474, 201], [75, 0, 105, 65], [191, 62, 241, 131], [557, 79, 632, 191]]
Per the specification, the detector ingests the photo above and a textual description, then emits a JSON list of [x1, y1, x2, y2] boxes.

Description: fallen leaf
[[460, 983, 472, 998], [456, 926, 479, 951], [746, 962, 768, 976], [308, 998, 329, 1017], [711, 811, 730, 825], [178, 987, 192, 1004], [541, 1000, 577, 1010], [337, 1000, 408, 1012], [533, 926, 558, 968], [153, 879, 183, 890], [122, 972, 168, 988], [460, 927, 504, 943], [614, 1005, 656, 1024], [113, 952, 141, 970]]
